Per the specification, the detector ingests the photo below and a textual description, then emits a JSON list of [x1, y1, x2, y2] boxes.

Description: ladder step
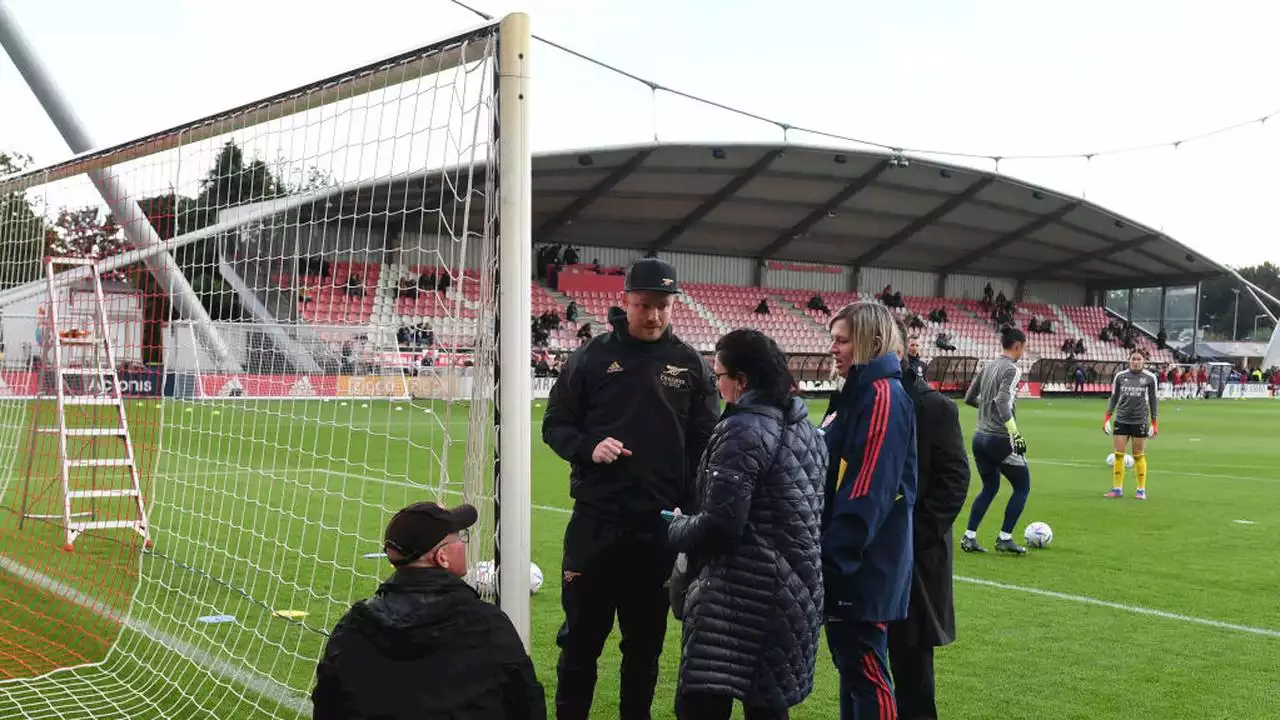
[[68, 489, 138, 499], [70, 520, 144, 531], [66, 458, 132, 468], [38, 427, 126, 436], [63, 396, 119, 406]]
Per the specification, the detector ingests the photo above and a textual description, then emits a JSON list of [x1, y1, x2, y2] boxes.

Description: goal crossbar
[[0, 18, 502, 197]]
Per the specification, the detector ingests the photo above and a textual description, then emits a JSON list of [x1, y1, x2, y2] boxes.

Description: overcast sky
[[2, 0, 1277, 267]]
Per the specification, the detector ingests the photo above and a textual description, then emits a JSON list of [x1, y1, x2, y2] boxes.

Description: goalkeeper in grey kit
[[1104, 350, 1159, 499], [960, 327, 1031, 555]]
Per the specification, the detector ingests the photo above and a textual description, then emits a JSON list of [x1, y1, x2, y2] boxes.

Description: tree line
[[2, 142, 332, 363]]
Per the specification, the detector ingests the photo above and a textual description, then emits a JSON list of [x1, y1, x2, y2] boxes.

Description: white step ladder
[[19, 257, 151, 552]]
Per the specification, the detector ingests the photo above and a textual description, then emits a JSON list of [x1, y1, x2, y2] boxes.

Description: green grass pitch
[[0, 396, 1278, 719]]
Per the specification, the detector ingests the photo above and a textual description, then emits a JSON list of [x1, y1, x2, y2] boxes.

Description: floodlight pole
[[0, 2, 239, 371]]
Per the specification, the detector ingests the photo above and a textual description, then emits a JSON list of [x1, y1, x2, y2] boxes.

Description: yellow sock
[[1112, 454, 1125, 490], [1135, 454, 1147, 491]]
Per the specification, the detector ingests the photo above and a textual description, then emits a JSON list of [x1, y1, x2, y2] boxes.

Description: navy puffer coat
[[665, 392, 828, 709]]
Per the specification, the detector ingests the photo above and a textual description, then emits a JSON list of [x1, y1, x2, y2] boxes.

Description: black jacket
[[542, 308, 719, 523], [311, 567, 545, 720], [666, 393, 828, 709], [891, 370, 970, 647]]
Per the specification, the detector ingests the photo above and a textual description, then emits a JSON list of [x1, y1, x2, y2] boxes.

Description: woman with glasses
[[664, 328, 828, 720]]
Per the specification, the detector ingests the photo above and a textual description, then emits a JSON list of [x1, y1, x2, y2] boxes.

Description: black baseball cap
[[383, 501, 478, 567], [624, 258, 681, 294]]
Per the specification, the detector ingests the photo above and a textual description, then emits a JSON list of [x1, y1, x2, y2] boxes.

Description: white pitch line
[[955, 575, 1280, 639], [0, 555, 310, 713]]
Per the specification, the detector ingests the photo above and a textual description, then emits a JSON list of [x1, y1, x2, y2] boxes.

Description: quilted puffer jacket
[[665, 391, 828, 709]]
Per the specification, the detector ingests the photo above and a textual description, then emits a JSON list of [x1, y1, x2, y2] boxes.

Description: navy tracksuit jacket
[[819, 353, 918, 623]]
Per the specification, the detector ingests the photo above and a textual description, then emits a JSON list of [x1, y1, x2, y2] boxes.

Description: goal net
[[0, 14, 530, 720]]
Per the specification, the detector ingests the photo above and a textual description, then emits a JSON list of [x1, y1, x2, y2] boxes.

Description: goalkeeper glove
[[1011, 432, 1028, 456], [1005, 419, 1027, 455], [1103, 413, 1113, 435]]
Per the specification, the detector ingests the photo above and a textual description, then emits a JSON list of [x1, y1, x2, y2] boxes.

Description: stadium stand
[[288, 262, 1178, 370]]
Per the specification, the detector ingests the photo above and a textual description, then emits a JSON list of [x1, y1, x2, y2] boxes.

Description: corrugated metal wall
[[763, 261, 851, 292], [859, 267, 934, 297], [945, 274, 1016, 301], [1025, 281, 1087, 306], [569, 245, 755, 286], [399, 233, 487, 270]]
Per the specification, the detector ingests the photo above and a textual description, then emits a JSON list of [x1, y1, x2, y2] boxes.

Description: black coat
[[891, 372, 970, 648], [311, 567, 545, 720], [666, 393, 828, 709], [542, 308, 719, 524]]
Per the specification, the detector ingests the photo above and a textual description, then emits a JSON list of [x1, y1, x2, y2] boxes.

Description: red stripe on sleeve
[[850, 378, 891, 498]]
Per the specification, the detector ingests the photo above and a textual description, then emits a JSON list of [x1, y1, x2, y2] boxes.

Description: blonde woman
[[819, 302, 918, 720]]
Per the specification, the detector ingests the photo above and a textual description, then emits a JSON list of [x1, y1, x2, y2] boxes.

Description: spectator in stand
[[1074, 339, 1086, 356], [981, 283, 994, 308], [755, 299, 770, 315], [398, 273, 419, 299], [566, 301, 579, 324], [905, 335, 927, 381], [1028, 318, 1041, 334], [808, 294, 832, 316], [905, 313, 926, 331], [312, 502, 546, 720], [345, 273, 365, 298], [935, 333, 957, 352], [1061, 338, 1075, 355], [927, 307, 948, 324], [576, 324, 593, 345], [1156, 328, 1168, 349], [531, 317, 549, 348], [565, 246, 580, 266], [995, 290, 1007, 307]]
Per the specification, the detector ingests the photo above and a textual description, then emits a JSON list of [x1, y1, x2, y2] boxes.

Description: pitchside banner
[[0, 371, 561, 400], [0, 369, 162, 397]]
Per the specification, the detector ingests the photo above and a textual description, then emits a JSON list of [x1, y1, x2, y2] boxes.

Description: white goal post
[[0, 11, 532, 719]]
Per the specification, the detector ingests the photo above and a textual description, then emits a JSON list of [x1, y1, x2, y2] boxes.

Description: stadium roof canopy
[[302, 142, 1229, 289]]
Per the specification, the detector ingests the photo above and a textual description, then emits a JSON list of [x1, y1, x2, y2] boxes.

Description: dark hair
[[714, 329, 795, 408], [1000, 326, 1026, 349]]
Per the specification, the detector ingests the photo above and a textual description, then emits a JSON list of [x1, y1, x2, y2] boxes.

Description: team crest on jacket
[[659, 364, 691, 390]]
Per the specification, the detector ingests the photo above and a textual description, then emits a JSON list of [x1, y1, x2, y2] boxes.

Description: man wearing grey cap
[[543, 257, 720, 720], [311, 501, 545, 720]]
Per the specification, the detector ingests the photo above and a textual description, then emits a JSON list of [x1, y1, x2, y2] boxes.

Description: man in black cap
[[311, 502, 545, 720], [543, 257, 720, 720]]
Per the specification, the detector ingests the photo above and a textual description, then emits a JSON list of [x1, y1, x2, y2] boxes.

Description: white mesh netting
[[0, 19, 522, 719]]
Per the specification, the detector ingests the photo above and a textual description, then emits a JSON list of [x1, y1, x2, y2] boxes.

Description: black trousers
[[555, 513, 674, 720], [887, 633, 937, 720], [675, 693, 789, 720]]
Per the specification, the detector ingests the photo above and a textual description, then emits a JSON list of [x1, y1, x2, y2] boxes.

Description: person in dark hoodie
[[311, 502, 545, 720], [542, 257, 720, 720], [819, 301, 917, 720], [888, 318, 970, 720]]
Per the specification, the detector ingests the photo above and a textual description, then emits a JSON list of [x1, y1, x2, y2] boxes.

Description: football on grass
[[1024, 521, 1053, 549]]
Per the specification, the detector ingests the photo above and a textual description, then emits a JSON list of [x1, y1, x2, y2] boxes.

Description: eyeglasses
[[433, 527, 471, 551]]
